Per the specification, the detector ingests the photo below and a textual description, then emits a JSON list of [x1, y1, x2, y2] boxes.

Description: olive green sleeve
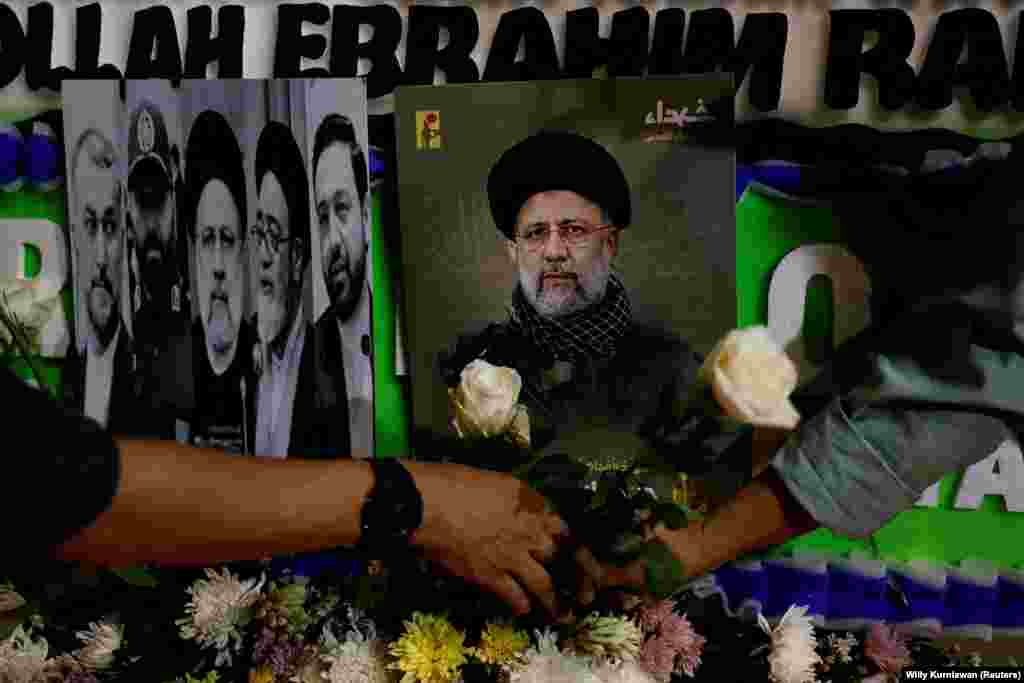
[[771, 346, 1018, 539]]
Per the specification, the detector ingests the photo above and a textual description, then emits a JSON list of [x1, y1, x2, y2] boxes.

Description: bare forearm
[[665, 470, 819, 578], [54, 439, 379, 567]]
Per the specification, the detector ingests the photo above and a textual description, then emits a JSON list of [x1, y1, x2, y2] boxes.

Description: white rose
[[450, 359, 530, 446], [700, 326, 801, 430]]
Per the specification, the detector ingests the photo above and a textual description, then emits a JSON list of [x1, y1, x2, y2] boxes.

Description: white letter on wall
[[767, 244, 872, 384], [954, 440, 1024, 513]]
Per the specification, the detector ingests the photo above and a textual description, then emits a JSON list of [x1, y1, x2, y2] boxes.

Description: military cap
[[487, 130, 631, 240], [127, 100, 174, 210], [184, 110, 247, 239]]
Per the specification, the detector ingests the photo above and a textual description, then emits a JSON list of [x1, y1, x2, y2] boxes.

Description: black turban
[[254, 121, 311, 266], [184, 110, 246, 239], [487, 130, 631, 240]]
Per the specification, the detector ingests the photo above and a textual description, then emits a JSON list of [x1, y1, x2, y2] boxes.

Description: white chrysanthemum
[[509, 629, 601, 683], [0, 625, 50, 683], [319, 607, 395, 683], [177, 568, 265, 667], [758, 606, 822, 683], [592, 660, 658, 683], [74, 620, 124, 671], [569, 614, 644, 665]]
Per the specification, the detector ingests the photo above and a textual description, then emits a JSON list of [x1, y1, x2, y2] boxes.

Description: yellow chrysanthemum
[[473, 622, 530, 667], [388, 613, 468, 683]]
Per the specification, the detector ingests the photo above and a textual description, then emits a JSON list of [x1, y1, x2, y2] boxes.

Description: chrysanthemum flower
[[568, 614, 644, 665], [592, 660, 658, 683], [758, 605, 822, 683], [320, 608, 395, 683], [636, 600, 705, 681], [0, 624, 50, 683], [473, 622, 531, 668], [863, 624, 912, 675], [388, 612, 467, 683], [73, 620, 124, 671], [509, 629, 600, 683], [822, 633, 856, 667], [176, 568, 266, 667]]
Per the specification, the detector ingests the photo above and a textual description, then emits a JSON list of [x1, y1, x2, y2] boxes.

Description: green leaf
[[641, 541, 687, 599], [111, 567, 160, 588], [653, 502, 689, 530]]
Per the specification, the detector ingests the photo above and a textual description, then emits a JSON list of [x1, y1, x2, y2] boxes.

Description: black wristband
[[358, 459, 424, 558]]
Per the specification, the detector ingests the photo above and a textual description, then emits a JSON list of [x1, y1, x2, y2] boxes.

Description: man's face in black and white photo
[[195, 179, 245, 372], [74, 134, 123, 352], [507, 190, 618, 319], [315, 142, 367, 322], [254, 170, 301, 346], [128, 161, 176, 307]]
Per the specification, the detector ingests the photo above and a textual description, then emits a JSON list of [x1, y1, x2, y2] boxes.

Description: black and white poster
[[63, 79, 373, 459]]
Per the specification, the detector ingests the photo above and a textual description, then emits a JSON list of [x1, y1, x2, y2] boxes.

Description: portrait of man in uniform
[[123, 82, 194, 439]]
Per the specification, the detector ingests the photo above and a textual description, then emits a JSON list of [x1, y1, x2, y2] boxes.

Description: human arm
[[5, 367, 566, 616], [587, 394, 1010, 594], [53, 440, 566, 615]]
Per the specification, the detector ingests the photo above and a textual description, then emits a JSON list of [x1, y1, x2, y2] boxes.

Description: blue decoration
[[26, 123, 61, 191], [0, 125, 24, 191]]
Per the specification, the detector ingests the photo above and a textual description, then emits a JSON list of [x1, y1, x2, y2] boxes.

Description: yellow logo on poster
[[416, 111, 442, 150]]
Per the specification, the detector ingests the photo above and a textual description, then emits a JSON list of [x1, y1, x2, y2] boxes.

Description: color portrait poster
[[395, 77, 736, 472]]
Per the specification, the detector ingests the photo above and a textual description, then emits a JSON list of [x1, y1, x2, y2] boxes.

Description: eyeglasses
[[250, 224, 293, 255], [515, 223, 614, 252]]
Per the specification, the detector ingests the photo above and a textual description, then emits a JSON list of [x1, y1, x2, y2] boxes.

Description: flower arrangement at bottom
[[1, 563, 1000, 683]]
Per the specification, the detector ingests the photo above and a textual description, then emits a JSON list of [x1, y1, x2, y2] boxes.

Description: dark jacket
[[64, 323, 148, 437], [246, 320, 350, 459], [307, 313, 352, 459], [439, 321, 711, 471], [190, 318, 257, 455]]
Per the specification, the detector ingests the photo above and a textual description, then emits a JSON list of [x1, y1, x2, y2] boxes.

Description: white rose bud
[[700, 326, 801, 430], [450, 360, 530, 446]]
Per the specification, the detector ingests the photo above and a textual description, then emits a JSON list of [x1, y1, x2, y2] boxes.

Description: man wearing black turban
[[251, 121, 338, 459], [184, 110, 257, 455], [441, 131, 716, 503]]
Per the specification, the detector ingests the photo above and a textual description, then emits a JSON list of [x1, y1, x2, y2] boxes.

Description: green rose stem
[[0, 291, 47, 392]]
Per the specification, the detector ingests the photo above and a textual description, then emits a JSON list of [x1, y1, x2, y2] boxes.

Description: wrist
[[357, 459, 424, 557], [404, 462, 447, 552], [656, 522, 709, 580]]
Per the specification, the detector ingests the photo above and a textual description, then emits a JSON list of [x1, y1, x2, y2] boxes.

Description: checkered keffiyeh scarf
[[509, 273, 632, 362]]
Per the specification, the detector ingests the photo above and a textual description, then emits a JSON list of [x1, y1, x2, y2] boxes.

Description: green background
[[4, 112, 1021, 570], [735, 188, 1024, 568]]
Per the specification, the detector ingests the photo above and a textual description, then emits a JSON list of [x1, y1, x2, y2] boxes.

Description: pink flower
[[636, 600, 706, 682], [864, 624, 913, 675]]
